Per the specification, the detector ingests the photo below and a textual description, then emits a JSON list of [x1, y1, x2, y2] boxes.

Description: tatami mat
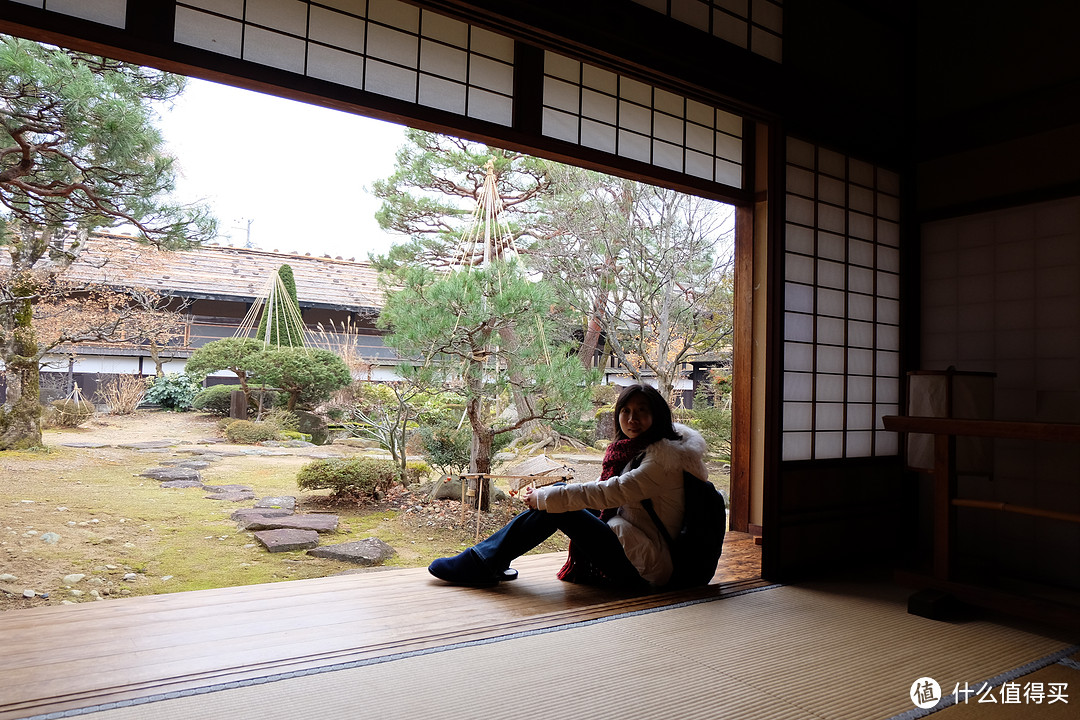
[[62, 582, 1077, 720]]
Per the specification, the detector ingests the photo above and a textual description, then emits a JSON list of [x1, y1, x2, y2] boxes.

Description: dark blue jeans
[[471, 507, 645, 587]]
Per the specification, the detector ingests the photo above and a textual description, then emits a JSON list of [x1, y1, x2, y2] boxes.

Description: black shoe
[[429, 549, 506, 586]]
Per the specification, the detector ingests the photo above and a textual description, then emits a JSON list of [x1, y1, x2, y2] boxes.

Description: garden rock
[[59, 442, 109, 448], [238, 514, 339, 533], [293, 410, 329, 445], [254, 529, 319, 553], [119, 440, 180, 449], [160, 480, 205, 489], [308, 538, 395, 566], [256, 496, 296, 512], [419, 477, 465, 501], [259, 440, 315, 448], [335, 437, 379, 449], [140, 466, 201, 482], [165, 460, 213, 469], [205, 491, 256, 502], [231, 507, 293, 522], [203, 484, 253, 494]]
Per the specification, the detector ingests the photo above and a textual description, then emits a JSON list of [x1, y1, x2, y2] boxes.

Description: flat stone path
[[82, 435, 397, 565]]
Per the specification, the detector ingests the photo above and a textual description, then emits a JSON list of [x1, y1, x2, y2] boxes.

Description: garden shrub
[[416, 423, 471, 477], [224, 419, 281, 444], [296, 457, 398, 499], [49, 398, 95, 428], [143, 373, 201, 411], [404, 460, 431, 486], [591, 383, 618, 408], [279, 430, 313, 442], [191, 384, 238, 416]]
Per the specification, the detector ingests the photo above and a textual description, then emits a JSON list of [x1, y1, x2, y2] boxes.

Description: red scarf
[[599, 435, 651, 484]]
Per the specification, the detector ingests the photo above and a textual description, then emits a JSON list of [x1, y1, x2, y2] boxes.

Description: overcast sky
[[157, 77, 408, 261]]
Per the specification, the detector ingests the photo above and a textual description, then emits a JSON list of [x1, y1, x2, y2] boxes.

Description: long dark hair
[[612, 384, 680, 444]]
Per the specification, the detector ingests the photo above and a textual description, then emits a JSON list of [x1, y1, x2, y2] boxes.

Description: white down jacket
[[533, 423, 709, 586]]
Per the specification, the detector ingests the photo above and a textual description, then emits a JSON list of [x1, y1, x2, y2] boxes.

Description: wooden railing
[[882, 415, 1080, 628]]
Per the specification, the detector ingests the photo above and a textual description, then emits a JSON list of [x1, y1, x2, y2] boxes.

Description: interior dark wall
[[915, 0, 1080, 215], [781, 0, 910, 167]]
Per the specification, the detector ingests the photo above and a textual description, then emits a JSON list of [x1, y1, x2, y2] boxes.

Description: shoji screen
[[174, 0, 515, 126], [629, 0, 783, 62], [783, 138, 901, 461], [542, 52, 744, 187]]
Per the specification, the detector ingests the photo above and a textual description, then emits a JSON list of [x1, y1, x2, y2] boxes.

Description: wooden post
[[932, 432, 956, 581], [229, 389, 246, 419], [475, 475, 484, 542]]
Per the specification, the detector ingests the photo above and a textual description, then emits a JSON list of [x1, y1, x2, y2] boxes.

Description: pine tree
[[0, 36, 216, 449]]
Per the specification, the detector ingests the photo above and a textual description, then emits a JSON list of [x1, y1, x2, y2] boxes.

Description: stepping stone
[[160, 480, 205, 489], [158, 459, 213, 469], [231, 507, 293, 522], [118, 440, 180, 449], [254, 529, 319, 553], [178, 448, 245, 457], [60, 442, 110, 448], [203, 484, 253, 494], [308, 538, 395, 566], [256, 496, 296, 512], [205, 491, 256, 502], [238, 514, 339, 533], [140, 467, 201, 482]]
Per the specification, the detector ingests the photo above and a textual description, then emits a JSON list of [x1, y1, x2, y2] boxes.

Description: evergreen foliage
[[0, 35, 216, 449], [251, 347, 351, 411], [296, 457, 399, 499], [255, 264, 305, 347]]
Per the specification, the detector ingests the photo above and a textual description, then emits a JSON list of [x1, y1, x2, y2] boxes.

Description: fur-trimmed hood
[[646, 422, 709, 480]]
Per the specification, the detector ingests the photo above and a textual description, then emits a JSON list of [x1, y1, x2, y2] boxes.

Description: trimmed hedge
[[224, 419, 280, 444], [296, 457, 398, 499], [191, 384, 237, 416]]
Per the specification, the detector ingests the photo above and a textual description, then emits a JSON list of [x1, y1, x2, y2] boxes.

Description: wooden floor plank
[[0, 534, 762, 720]]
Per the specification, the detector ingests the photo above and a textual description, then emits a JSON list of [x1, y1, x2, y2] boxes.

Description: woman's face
[[618, 394, 654, 439]]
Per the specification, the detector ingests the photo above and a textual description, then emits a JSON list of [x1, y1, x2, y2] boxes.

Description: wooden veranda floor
[[0, 533, 763, 720]]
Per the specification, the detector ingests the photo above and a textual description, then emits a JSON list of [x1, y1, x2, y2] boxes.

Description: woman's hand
[[523, 486, 539, 510]]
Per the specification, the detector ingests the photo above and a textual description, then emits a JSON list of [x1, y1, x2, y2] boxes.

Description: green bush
[[49, 398, 95, 428], [404, 460, 431, 486], [416, 423, 471, 476], [143, 373, 201, 411], [191, 384, 239, 416], [296, 457, 398, 499], [591, 383, 618, 407], [224, 419, 281, 444], [279, 430, 313, 442]]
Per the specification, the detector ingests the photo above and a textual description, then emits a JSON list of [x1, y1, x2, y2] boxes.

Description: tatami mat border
[[23, 583, 783, 720], [886, 643, 1080, 720]]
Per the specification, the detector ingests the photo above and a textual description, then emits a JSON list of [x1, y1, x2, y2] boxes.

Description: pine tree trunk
[[0, 292, 44, 450], [465, 379, 494, 511]]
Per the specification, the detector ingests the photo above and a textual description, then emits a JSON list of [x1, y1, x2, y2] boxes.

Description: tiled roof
[[28, 233, 385, 310]]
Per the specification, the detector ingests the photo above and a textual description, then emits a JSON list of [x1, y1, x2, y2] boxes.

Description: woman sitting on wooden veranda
[[429, 384, 709, 589]]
